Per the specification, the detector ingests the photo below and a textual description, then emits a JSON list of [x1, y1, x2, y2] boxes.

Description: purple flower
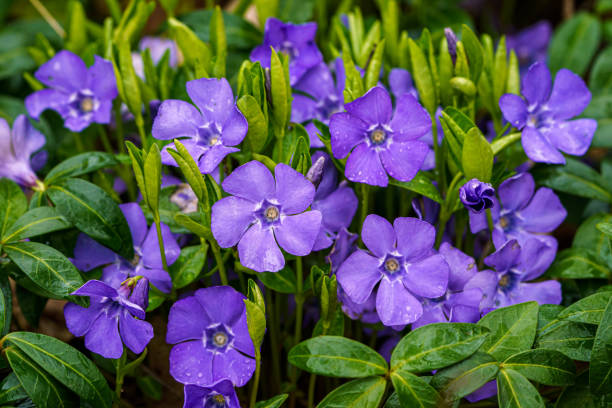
[[388, 68, 418, 100], [327, 228, 358, 273], [329, 86, 431, 186], [338, 287, 380, 324], [411, 243, 482, 329], [152, 78, 247, 174], [167, 286, 255, 387], [460, 179, 495, 213], [133, 37, 179, 79], [444, 28, 458, 65], [464, 239, 562, 310], [211, 161, 322, 272], [337, 215, 449, 326], [499, 62, 597, 164], [507, 21, 551, 70], [183, 381, 239, 408], [26, 50, 117, 132], [64, 278, 153, 359], [469, 172, 566, 270], [292, 59, 346, 147], [72, 203, 180, 293], [310, 152, 358, 251], [250, 18, 323, 85], [0, 115, 46, 187]]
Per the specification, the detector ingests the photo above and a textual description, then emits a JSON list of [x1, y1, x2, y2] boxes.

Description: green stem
[[232, 0, 251, 15], [360, 183, 369, 227], [432, 116, 447, 194], [114, 104, 126, 154], [154, 216, 168, 270], [97, 124, 114, 153], [249, 350, 261, 408], [491, 132, 522, 155], [136, 116, 148, 151], [486, 209, 495, 234], [434, 214, 447, 249], [73, 132, 85, 153], [113, 350, 127, 407], [307, 373, 317, 407], [266, 289, 282, 393], [211, 242, 228, 285]]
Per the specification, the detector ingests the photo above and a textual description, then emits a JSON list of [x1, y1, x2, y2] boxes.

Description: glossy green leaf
[[383, 392, 400, 408], [462, 127, 493, 182], [44, 152, 119, 184], [408, 37, 436, 115], [582, 94, 612, 148], [47, 178, 133, 260], [244, 297, 266, 349], [391, 323, 489, 373], [431, 352, 499, 402], [4, 241, 83, 299], [547, 248, 611, 280], [573, 213, 612, 269], [389, 173, 443, 204], [549, 12, 601, 76], [558, 291, 612, 324], [589, 296, 612, 395], [537, 304, 564, 331], [461, 24, 483, 82], [316, 376, 386, 408], [502, 349, 575, 386], [168, 140, 206, 206], [173, 213, 213, 240], [536, 320, 597, 361], [365, 39, 385, 90], [555, 372, 606, 408], [289, 336, 388, 378], [477, 301, 539, 361], [4, 332, 113, 406], [589, 46, 612, 95], [0, 178, 27, 238], [255, 393, 289, 408], [0, 270, 12, 337], [247, 279, 265, 314], [15, 285, 46, 328], [497, 368, 545, 408], [143, 144, 162, 216], [237, 95, 268, 153], [390, 369, 438, 408], [169, 17, 211, 76], [493, 37, 508, 103], [5, 347, 77, 408], [270, 49, 290, 134], [117, 40, 143, 119], [0, 373, 27, 405], [258, 267, 297, 294], [169, 244, 207, 289], [2, 207, 71, 244], [210, 6, 226, 78]]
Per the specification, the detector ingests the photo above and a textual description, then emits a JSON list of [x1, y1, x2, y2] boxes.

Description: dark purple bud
[[444, 28, 458, 65], [460, 179, 495, 213], [306, 155, 326, 187]]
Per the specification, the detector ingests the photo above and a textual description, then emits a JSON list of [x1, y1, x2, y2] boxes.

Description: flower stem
[[249, 349, 261, 408], [113, 349, 127, 407], [97, 124, 114, 153], [266, 289, 282, 393], [154, 216, 168, 270], [211, 242, 228, 285], [486, 209, 495, 234], [307, 373, 317, 407]]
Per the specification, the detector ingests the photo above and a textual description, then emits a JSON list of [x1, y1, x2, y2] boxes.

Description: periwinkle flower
[[338, 287, 380, 324], [250, 18, 323, 85], [211, 161, 322, 272], [327, 228, 358, 273], [25, 50, 117, 132], [64, 277, 153, 359], [469, 172, 566, 270], [310, 152, 358, 251], [337, 215, 449, 326], [459, 179, 495, 213], [444, 28, 458, 64], [0, 115, 46, 187], [411, 243, 483, 329], [183, 381, 239, 408], [167, 286, 255, 387], [499, 62, 597, 164], [329, 86, 431, 187], [132, 37, 179, 79], [464, 239, 562, 310], [152, 78, 247, 174], [506, 21, 552, 69], [72, 203, 180, 293]]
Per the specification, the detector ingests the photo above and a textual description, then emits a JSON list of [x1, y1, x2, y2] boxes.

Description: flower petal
[[87, 56, 118, 100], [72, 233, 116, 271], [274, 211, 322, 256], [220, 107, 247, 146], [519, 187, 567, 233], [167, 295, 210, 344], [389, 94, 431, 141], [404, 254, 449, 298], [222, 160, 275, 203], [11, 115, 45, 160], [119, 312, 153, 354], [499, 94, 528, 129], [376, 278, 422, 326], [498, 172, 535, 212], [521, 125, 565, 164], [464, 270, 499, 310], [336, 250, 382, 304], [294, 62, 336, 100], [25, 89, 69, 119], [380, 140, 428, 183], [345, 86, 392, 126], [362, 214, 396, 258], [329, 112, 367, 159], [141, 223, 181, 269], [212, 348, 256, 387], [394, 217, 435, 261], [186, 78, 235, 125], [138, 267, 173, 294], [544, 118, 597, 156], [64, 302, 103, 337], [71, 280, 118, 298], [84, 314, 123, 359], [439, 242, 478, 291], [312, 185, 358, 232], [514, 281, 562, 305], [34, 50, 87, 92], [198, 145, 239, 174], [152, 100, 202, 140], [547, 68, 591, 120], [484, 240, 521, 273], [388, 68, 416, 99], [195, 286, 247, 327], [169, 341, 214, 386], [237, 223, 284, 272], [120, 202, 148, 247], [521, 62, 551, 106], [212, 196, 256, 248], [345, 143, 388, 186], [274, 163, 315, 214]]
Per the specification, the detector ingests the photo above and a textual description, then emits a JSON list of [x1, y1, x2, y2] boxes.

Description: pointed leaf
[[2, 207, 71, 243], [390, 369, 438, 408], [431, 352, 499, 402], [44, 152, 119, 184], [316, 376, 386, 408], [497, 368, 545, 408], [502, 349, 575, 386]]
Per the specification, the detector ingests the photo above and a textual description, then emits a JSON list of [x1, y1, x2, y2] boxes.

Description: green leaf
[[573, 213, 612, 269], [497, 368, 545, 408], [383, 392, 400, 408], [0, 271, 11, 336], [258, 267, 297, 294], [502, 349, 575, 386], [365, 39, 385, 90], [313, 307, 345, 337], [44, 152, 119, 184], [477, 302, 539, 361], [5, 347, 77, 408], [2, 207, 71, 244], [0, 178, 27, 238], [117, 40, 143, 119], [4, 332, 113, 406], [316, 376, 387, 408], [237, 95, 268, 153], [589, 296, 612, 395], [389, 173, 443, 204], [558, 291, 612, 324], [210, 6, 226, 78], [555, 372, 606, 408], [168, 17, 211, 76], [168, 140, 206, 207], [462, 127, 493, 182], [255, 393, 289, 408], [278, 0, 315, 23], [549, 12, 601, 76], [391, 323, 489, 373], [15, 285, 46, 328], [143, 144, 162, 216], [589, 46, 612, 95], [169, 244, 207, 289], [270, 49, 290, 134], [408, 38, 436, 115], [536, 320, 597, 361], [547, 248, 611, 280], [288, 336, 388, 378], [582, 94, 612, 148], [173, 213, 213, 240], [247, 279, 265, 314], [4, 241, 84, 299], [461, 24, 483, 82], [390, 369, 438, 408], [244, 298, 266, 349], [47, 178, 133, 260], [0, 373, 27, 405], [64, 1, 87, 54], [534, 158, 612, 203], [431, 352, 499, 402]]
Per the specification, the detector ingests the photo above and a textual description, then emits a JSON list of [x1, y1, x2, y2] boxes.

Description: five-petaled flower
[[167, 286, 255, 387], [64, 277, 153, 359], [329, 86, 431, 187], [152, 77, 247, 174], [26, 50, 117, 132], [460, 179, 495, 214], [499, 61, 597, 164], [72, 203, 180, 293], [337, 214, 449, 326], [211, 161, 322, 272], [0, 115, 46, 187]]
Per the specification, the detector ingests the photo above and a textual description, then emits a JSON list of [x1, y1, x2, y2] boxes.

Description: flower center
[[204, 323, 234, 352], [384, 258, 400, 273], [370, 129, 387, 145], [467, 262, 475, 270], [213, 332, 228, 347], [206, 393, 227, 407], [80, 97, 94, 113], [279, 41, 299, 58], [499, 216, 509, 229], [498, 274, 510, 288], [265, 206, 280, 221]]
